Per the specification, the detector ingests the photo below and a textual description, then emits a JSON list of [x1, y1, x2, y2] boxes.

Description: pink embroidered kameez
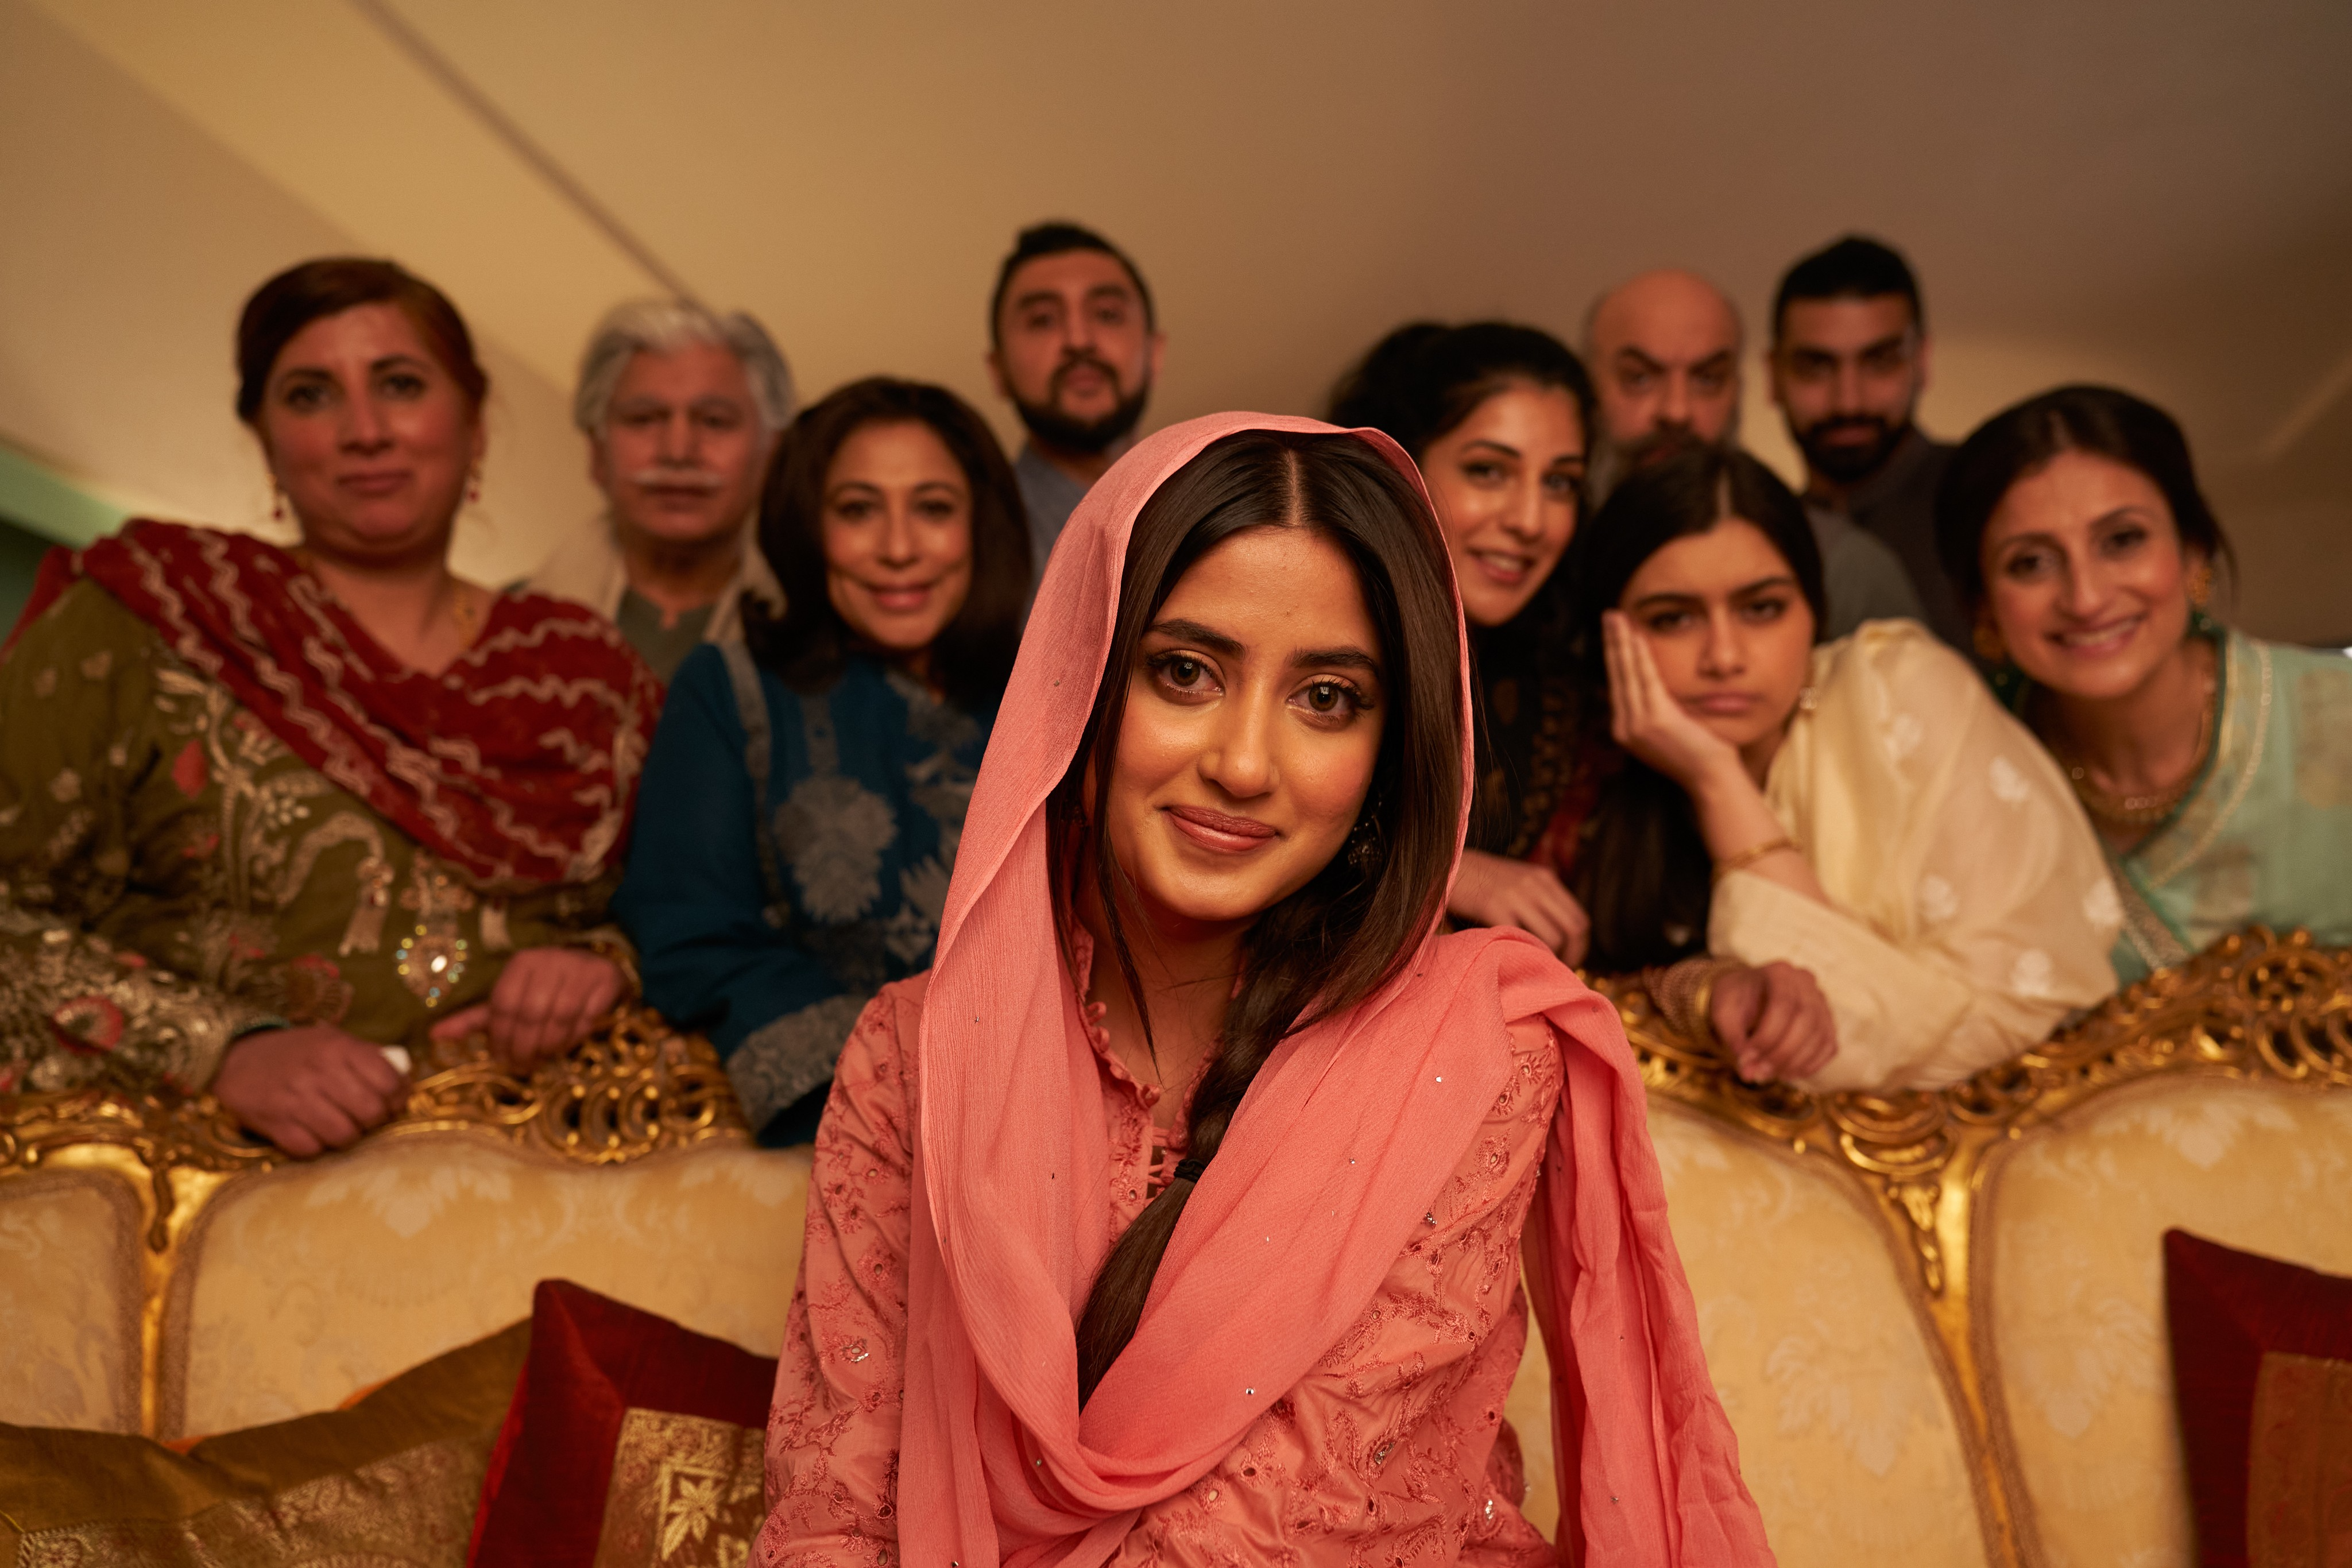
[[764, 971, 1561, 1561]]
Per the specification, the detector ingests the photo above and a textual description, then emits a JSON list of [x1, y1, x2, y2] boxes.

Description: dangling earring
[[1972, 617, 2006, 665], [1345, 805, 1386, 878], [465, 467, 483, 507], [270, 485, 285, 522]]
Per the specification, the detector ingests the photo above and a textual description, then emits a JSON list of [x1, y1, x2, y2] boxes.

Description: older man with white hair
[[530, 299, 794, 679]]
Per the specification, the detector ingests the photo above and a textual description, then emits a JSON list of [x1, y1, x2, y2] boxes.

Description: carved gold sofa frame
[[1601, 925, 2351, 1565], [0, 1006, 752, 1438], [4, 930, 2347, 1563]]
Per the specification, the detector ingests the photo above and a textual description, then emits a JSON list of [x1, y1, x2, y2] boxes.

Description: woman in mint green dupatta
[[1936, 384, 2352, 983]]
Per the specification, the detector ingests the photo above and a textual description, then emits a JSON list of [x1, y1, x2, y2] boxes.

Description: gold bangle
[[1643, 957, 1739, 1044], [1712, 835, 1797, 884]]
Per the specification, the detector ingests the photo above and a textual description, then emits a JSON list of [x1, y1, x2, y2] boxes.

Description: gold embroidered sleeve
[[0, 582, 276, 1095]]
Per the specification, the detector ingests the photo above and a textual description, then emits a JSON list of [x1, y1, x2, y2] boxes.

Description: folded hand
[[429, 946, 623, 1073], [212, 1024, 407, 1157], [1448, 849, 1591, 965], [1709, 960, 1838, 1083]]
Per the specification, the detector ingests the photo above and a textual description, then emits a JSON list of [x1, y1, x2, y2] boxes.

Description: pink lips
[[862, 580, 938, 613], [1685, 692, 1761, 717], [339, 470, 409, 497], [1165, 804, 1278, 853]]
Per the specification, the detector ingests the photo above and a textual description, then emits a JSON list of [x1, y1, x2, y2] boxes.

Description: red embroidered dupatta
[[16, 520, 659, 890]]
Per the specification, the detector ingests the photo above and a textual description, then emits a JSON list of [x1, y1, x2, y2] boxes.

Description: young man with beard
[[1768, 237, 1967, 651], [534, 300, 794, 680], [985, 222, 1164, 580], [1584, 268, 1919, 639]]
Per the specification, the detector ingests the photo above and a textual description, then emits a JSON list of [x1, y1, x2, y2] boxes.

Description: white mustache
[[625, 467, 726, 493]]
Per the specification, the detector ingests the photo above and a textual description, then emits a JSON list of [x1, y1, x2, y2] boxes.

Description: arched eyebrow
[[1459, 438, 1522, 460], [1292, 645, 1380, 676], [1629, 573, 1796, 611], [1149, 618, 1380, 672], [1146, 617, 1242, 657]]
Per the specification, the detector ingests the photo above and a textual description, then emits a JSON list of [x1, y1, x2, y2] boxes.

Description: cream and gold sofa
[[0, 1009, 811, 1443], [5, 932, 2347, 1565]]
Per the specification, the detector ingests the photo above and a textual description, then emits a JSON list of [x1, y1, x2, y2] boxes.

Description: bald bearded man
[[1584, 269, 1919, 639]]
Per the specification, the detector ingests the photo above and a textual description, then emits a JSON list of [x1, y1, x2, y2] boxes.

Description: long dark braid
[[1057, 431, 1464, 1404]]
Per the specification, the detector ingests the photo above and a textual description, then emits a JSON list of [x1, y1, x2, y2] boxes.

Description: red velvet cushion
[[469, 1279, 776, 1566], [2164, 1229, 2352, 1566]]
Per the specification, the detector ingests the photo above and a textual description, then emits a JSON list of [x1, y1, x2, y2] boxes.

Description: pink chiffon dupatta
[[897, 413, 1771, 1565]]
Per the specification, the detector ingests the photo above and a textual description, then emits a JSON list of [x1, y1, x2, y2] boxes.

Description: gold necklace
[[447, 582, 481, 637], [2060, 664, 2217, 830], [292, 549, 481, 640]]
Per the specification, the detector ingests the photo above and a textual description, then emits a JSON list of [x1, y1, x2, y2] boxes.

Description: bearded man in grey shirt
[[985, 222, 1164, 584], [1768, 235, 1970, 652]]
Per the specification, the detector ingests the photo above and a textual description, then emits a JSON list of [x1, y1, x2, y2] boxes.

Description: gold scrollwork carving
[[2, 1005, 751, 1222]]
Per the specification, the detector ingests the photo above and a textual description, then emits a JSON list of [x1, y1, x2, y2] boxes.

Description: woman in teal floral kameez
[[1937, 384, 2352, 982]]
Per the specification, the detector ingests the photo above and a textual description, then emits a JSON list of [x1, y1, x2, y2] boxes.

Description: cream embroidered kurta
[[0, 582, 624, 1097], [1710, 620, 2121, 1092]]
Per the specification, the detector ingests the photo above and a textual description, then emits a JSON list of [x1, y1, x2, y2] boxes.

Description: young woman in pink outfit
[[759, 413, 1771, 1566]]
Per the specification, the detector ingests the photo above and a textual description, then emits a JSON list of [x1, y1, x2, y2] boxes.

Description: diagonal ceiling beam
[[346, 0, 697, 305]]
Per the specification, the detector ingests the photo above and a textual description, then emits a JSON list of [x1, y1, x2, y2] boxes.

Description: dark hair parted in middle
[[1934, 383, 2235, 611], [1563, 446, 1826, 971], [1326, 320, 1596, 468], [236, 256, 489, 425], [1060, 430, 1465, 1403], [745, 377, 1031, 714]]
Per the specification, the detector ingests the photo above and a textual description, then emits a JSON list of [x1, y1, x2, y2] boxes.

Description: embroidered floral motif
[[0, 581, 626, 1098], [761, 985, 1561, 1562], [776, 775, 898, 923]]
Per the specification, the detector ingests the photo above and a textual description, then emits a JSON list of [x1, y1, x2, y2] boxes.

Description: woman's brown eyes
[[1299, 680, 1368, 719]]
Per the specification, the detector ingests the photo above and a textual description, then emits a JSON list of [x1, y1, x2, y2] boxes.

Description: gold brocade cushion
[[0, 1167, 143, 1431], [1986, 1078, 2352, 1568], [165, 1132, 810, 1439], [469, 1280, 773, 1565], [0, 1318, 527, 1565], [2249, 1353, 2352, 1562]]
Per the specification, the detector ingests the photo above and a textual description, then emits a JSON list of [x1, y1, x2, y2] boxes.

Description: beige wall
[[4, 0, 2348, 638], [0, 1, 597, 587]]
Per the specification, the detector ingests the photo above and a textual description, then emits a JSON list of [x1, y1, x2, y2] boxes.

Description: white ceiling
[[20, 0, 2352, 636]]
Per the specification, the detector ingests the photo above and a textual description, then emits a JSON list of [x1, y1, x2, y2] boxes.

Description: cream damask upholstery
[[0, 1169, 142, 1432], [0, 1006, 790, 1441], [1988, 1078, 2352, 1568], [1552, 927, 2347, 1566], [1646, 1104, 1987, 1566], [169, 1135, 807, 1438], [1498, 1101, 1990, 1558]]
